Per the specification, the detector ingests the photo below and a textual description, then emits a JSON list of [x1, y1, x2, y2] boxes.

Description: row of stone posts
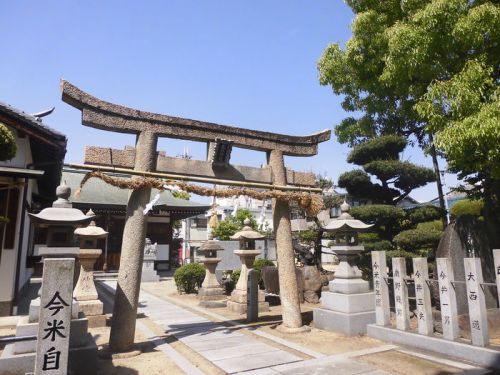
[[371, 250, 500, 348]]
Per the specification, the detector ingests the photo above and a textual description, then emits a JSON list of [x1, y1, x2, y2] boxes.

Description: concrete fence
[[367, 250, 500, 370]]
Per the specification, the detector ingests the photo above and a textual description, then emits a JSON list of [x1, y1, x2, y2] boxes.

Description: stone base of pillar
[[28, 297, 80, 322], [198, 287, 227, 308], [0, 338, 98, 375], [13, 314, 91, 354], [79, 299, 106, 327], [276, 324, 311, 334], [313, 290, 375, 336], [313, 308, 375, 336], [227, 289, 269, 314]]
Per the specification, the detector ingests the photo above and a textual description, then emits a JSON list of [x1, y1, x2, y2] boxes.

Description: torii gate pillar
[[109, 131, 157, 352], [268, 150, 308, 331]]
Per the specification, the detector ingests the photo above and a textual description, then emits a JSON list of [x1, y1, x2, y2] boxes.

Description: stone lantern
[[5, 183, 98, 369], [29, 183, 94, 254], [73, 209, 108, 326], [227, 219, 270, 314], [28, 183, 94, 290], [313, 201, 376, 335], [197, 234, 226, 307]]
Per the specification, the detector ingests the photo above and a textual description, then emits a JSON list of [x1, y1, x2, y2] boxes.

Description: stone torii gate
[[61, 80, 330, 352]]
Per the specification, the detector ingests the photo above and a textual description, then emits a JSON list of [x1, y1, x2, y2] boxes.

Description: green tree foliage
[[407, 205, 443, 225], [338, 136, 435, 205], [172, 191, 190, 200], [393, 228, 442, 253], [174, 262, 206, 294], [351, 204, 405, 241], [0, 123, 17, 161], [450, 199, 484, 219], [319, 0, 500, 232], [212, 209, 258, 240]]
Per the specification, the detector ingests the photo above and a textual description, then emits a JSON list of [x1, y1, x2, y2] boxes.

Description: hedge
[[174, 262, 206, 294]]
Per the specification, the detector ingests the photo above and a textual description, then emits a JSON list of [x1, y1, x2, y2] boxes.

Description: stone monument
[[198, 234, 226, 308], [227, 219, 270, 314], [141, 238, 159, 282], [0, 183, 98, 375], [34, 258, 74, 375], [313, 202, 376, 335], [73, 209, 108, 327]]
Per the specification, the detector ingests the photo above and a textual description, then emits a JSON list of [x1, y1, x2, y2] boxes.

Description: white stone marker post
[[34, 258, 74, 375], [392, 257, 410, 331], [413, 257, 433, 335], [372, 251, 390, 326], [464, 257, 489, 347], [493, 249, 500, 307], [436, 258, 459, 341]]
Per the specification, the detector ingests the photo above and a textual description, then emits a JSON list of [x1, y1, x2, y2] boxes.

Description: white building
[[0, 102, 66, 316]]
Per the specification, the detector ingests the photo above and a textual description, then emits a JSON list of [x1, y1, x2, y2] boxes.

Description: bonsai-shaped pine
[[338, 135, 436, 244]]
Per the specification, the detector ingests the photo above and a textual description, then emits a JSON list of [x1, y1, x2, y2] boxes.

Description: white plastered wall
[[0, 128, 35, 308]]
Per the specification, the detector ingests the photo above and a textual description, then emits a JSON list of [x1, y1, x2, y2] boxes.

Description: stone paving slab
[[212, 350, 301, 373], [200, 343, 280, 361]]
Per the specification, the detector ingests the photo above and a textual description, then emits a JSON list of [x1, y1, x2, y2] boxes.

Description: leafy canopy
[[319, 0, 499, 194], [212, 209, 258, 240]]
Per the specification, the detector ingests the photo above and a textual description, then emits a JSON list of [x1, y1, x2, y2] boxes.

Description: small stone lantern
[[313, 201, 376, 335], [227, 219, 270, 314], [73, 209, 108, 326], [197, 234, 226, 307]]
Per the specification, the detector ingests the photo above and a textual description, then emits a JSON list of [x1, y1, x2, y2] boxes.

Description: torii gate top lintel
[[61, 80, 331, 157]]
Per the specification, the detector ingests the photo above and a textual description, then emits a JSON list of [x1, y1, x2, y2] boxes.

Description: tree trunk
[[428, 134, 448, 229]]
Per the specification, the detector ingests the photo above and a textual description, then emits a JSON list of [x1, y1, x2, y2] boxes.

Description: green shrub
[[393, 228, 442, 252], [253, 259, 275, 273], [174, 263, 206, 294], [416, 220, 443, 232], [230, 269, 241, 284], [407, 205, 442, 224], [450, 199, 484, 219], [297, 228, 317, 244], [0, 123, 17, 161]]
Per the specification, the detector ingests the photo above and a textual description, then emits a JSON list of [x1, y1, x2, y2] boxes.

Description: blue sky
[[0, 1, 457, 202]]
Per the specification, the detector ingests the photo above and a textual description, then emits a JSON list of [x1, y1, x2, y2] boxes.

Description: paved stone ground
[[100, 281, 393, 374], [98, 281, 491, 375]]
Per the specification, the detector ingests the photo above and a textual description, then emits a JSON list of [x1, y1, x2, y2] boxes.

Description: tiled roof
[[0, 100, 66, 141]]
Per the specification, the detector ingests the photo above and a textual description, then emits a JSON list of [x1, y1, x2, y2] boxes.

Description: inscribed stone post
[[269, 150, 304, 331], [392, 258, 410, 331], [371, 251, 390, 326], [436, 258, 459, 341], [464, 257, 489, 347], [247, 269, 259, 323], [493, 249, 500, 307], [34, 258, 74, 375], [413, 257, 433, 335]]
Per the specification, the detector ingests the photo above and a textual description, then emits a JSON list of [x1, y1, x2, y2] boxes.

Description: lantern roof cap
[[231, 218, 265, 240], [29, 183, 94, 225], [199, 233, 225, 252], [74, 209, 108, 238], [322, 201, 373, 233]]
